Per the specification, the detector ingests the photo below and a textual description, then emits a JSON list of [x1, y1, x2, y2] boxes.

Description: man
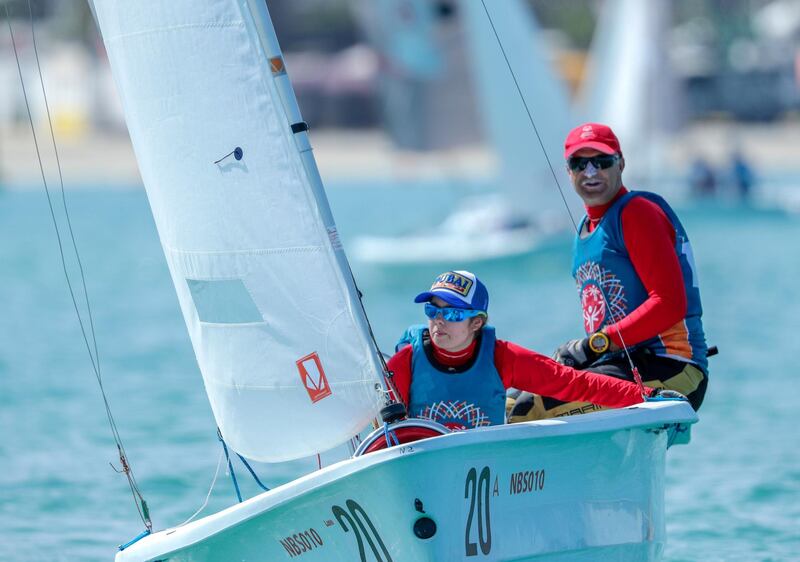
[[387, 270, 665, 431], [510, 123, 708, 422]]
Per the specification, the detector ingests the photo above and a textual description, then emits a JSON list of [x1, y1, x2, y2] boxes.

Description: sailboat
[[351, 0, 580, 264], [578, 0, 682, 186], [90, 1, 698, 560]]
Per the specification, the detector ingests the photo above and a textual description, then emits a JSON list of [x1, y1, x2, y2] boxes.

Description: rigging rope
[[4, 0, 152, 529], [175, 450, 224, 528], [216, 429, 271, 502], [235, 452, 271, 492], [348, 266, 402, 405], [479, 1, 645, 395], [382, 422, 400, 448], [218, 430, 243, 503]]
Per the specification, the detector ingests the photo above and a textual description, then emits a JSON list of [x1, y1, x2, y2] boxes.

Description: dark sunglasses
[[567, 154, 619, 172]]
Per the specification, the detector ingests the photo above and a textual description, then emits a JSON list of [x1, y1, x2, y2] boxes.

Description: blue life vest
[[572, 191, 708, 372], [398, 325, 506, 430]]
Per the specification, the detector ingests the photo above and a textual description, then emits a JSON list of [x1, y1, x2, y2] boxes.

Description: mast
[[244, 1, 383, 376]]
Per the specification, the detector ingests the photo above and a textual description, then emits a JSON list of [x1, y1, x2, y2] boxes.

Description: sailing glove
[[552, 338, 596, 369], [647, 388, 688, 402]]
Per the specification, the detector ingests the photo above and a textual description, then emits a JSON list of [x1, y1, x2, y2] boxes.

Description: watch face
[[589, 333, 609, 353]]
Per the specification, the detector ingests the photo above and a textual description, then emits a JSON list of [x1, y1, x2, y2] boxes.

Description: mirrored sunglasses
[[567, 154, 619, 172], [424, 303, 486, 322]]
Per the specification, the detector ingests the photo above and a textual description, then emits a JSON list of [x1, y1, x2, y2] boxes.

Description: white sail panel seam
[[204, 379, 376, 390], [103, 22, 245, 44], [196, 322, 264, 327], [165, 246, 325, 257]]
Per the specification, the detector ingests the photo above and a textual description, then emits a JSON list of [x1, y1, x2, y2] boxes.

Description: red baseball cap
[[564, 123, 622, 158]]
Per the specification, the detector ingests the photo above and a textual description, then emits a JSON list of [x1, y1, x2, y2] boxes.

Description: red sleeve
[[495, 340, 650, 407], [605, 197, 687, 347], [386, 345, 413, 407]]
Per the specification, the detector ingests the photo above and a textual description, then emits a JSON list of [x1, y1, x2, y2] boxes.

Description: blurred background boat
[[349, 0, 579, 264]]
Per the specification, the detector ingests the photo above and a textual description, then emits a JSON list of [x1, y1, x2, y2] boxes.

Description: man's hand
[[552, 338, 594, 369]]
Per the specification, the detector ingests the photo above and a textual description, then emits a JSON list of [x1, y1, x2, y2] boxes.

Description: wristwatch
[[588, 331, 610, 354]]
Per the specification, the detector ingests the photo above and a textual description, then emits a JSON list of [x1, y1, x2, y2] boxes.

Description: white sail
[[460, 0, 577, 220], [579, 0, 682, 183], [90, 0, 385, 462]]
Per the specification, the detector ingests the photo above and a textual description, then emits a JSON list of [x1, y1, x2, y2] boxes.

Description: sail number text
[[464, 466, 492, 556], [278, 528, 323, 558], [509, 468, 545, 495]]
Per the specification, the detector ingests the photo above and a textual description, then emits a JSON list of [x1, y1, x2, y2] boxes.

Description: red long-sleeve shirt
[[386, 336, 651, 410], [586, 188, 687, 347]]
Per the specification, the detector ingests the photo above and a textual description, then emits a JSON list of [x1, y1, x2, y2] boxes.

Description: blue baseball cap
[[414, 270, 489, 312]]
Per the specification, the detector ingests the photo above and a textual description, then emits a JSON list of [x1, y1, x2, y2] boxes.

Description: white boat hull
[[352, 226, 546, 264], [351, 195, 567, 264], [116, 401, 696, 562]]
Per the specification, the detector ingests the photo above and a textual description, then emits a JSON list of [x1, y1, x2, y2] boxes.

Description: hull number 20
[[464, 466, 492, 556]]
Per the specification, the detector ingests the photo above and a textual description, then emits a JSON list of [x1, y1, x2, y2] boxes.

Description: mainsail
[[90, 0, 385, 462]]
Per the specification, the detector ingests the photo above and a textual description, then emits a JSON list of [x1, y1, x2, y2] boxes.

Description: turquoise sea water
[[1, 182, 798, 561]]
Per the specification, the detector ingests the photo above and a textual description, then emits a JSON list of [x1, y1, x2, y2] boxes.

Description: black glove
[[552, 337, 596, 369], [647, 388, 688, 402]]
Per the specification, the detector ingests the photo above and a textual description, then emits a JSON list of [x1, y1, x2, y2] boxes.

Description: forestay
[[90, 0, 385, 462]]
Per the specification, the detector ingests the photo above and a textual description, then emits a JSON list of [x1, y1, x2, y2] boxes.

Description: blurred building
[[350, 0, 483, 149], [1, 0, 799, 137], [673, 0, 800, 121]]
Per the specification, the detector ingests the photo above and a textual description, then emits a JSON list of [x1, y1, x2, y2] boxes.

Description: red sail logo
[[296, 352, 332, 403]]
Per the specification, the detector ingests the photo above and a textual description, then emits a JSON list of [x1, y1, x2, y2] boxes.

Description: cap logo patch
[[431, 271, 473, 297]]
